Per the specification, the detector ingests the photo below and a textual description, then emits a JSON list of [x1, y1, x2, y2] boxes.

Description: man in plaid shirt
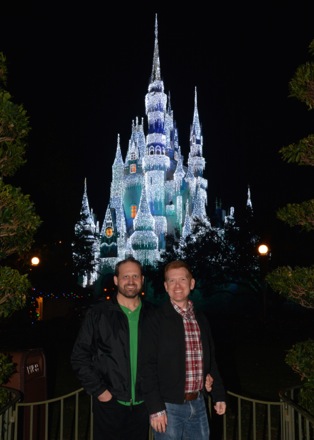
[[141, 260, 226, 439]]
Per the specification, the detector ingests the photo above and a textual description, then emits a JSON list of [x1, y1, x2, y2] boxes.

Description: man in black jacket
[[141, 260, 226, 439], [71, 256, 152, 440]]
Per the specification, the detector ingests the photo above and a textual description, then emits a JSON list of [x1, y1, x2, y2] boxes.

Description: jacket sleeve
[[140, 308, 167, 415], [70, 307, 107, 398], [197, 312, 227, 402], [203, 317, 227, 403]]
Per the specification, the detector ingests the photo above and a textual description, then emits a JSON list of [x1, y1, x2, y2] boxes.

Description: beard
[[118, 284, 142, 299]]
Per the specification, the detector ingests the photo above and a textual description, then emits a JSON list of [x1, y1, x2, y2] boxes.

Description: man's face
[[164, 267, 195, 306], [114, 262, 144, 299]]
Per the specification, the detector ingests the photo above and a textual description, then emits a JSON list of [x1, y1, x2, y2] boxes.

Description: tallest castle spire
[[150, 13, 161, 84]]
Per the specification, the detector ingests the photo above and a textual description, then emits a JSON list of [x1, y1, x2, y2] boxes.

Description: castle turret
[[130, 186, 159, 265], [188, 88, 205, 177], [143, 14, 170, 218], [123, 119, 144, 234]]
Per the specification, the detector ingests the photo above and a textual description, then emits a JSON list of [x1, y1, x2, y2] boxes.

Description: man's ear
[[113, 275, 118, 286], [190, 278, 196, 290], [164, 281, 168, 292]]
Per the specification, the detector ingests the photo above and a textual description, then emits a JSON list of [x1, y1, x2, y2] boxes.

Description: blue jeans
[[153, 394, 210, 440]]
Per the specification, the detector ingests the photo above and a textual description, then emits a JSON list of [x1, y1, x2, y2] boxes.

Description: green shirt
[[117, 302, 143, 406]]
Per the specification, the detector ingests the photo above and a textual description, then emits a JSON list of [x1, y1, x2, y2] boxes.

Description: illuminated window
[[130, 164, 136, 173], [35, 296, 43, 321], [105, 227, 113, 237], [131, 205, 137, 218]]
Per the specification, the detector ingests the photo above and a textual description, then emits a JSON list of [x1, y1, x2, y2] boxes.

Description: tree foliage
[[276, 199, 314, 232], [0, 351, 15, 407], [266, 39, 314, 415], [146, 217, 261, 302], [266, 265, 314, 309], [72, 211, 100, 281], [0, 52, 41, 405]]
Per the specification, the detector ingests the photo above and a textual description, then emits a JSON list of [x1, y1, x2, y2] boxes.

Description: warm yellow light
[[258, 244, 269, 256], [31, 256, 40, 266]]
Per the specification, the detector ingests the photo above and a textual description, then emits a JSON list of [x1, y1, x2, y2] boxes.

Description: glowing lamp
[[258, 244, 269, 256], [31, 256, 40, 266]]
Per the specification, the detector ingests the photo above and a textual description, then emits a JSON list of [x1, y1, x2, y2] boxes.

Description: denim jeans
[[153, 394, 210, 440]]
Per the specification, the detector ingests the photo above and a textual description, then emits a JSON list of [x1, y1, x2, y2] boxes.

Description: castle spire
[[188, 87, 205, 178], [113, 134, 124, 167], [133, 186, 155, 231], [131, 186, 159, 265], [150, 14, 161, 83], [111, 135, 124, 202], [247, 185, 253, 210], [167, 91, 172, 115], [75, 178, 98, 237], [182, 200, 192, 239], [191, 87, 202, 142], [192, 181, 208, 223], [80, 178, 92, 219]]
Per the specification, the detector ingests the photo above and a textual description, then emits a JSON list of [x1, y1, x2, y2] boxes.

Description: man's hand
[[150, 412, 168, 433], [97, 389, 112, 402], [214, 401, 227, 415], [205, 373, 214, 392]]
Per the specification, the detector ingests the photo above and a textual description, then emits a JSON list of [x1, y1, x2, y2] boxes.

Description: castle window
[[131, 205, 137, 218], [131, 152, 136, 160], [105, 227, 113, 237], [130, 164, 136, 173]]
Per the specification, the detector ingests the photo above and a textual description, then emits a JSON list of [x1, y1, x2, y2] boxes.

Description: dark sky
[[1, 5, 314, 265]]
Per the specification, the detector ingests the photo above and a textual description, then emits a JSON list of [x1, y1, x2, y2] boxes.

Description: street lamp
[[31, 256, 40, 266], [258, 243, 271, 323], [29, 255, 41, 288]]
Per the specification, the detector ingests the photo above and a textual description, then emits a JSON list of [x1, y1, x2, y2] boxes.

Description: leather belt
[[184, 391, 200, 402]]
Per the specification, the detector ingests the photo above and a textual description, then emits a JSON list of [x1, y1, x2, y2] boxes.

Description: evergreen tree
[[146, 218, 261, 303], [0, 52, 41, 405], [72, 210, 99, 287], [266, 40, 314, 415]]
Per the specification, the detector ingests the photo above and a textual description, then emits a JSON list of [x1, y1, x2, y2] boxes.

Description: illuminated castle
[[74, 15, 252, 288]]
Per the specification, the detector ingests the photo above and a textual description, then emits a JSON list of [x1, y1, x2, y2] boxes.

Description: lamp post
[[257, 244, 270, 323]]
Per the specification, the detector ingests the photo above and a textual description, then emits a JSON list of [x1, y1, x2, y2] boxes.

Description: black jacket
[[71, 295, 154, 402], [140, 298, 226, 415]]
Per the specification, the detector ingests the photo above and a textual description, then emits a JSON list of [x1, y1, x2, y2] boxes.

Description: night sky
[[1, 5, 313, 266]]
